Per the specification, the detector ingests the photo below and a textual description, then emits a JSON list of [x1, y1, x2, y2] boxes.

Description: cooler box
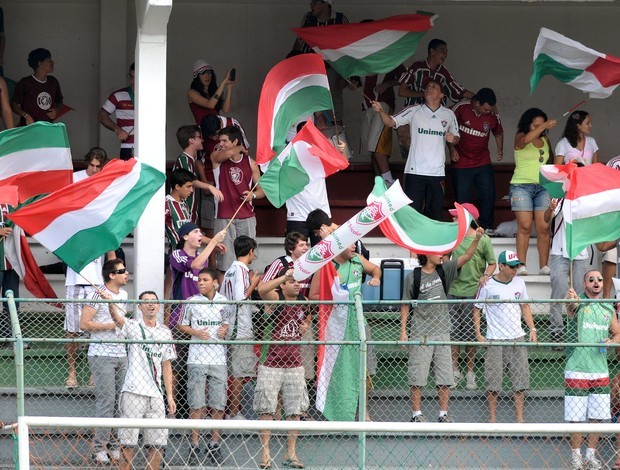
[[361, 258, 419, 310]]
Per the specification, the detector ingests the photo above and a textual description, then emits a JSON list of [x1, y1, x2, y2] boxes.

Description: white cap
[[192, 59, 213, 78]]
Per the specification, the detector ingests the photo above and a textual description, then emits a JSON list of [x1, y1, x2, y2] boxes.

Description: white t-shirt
[[86, 286, 129, 357], [550, 201, 589, 260], [220, 261, 254, 340], [392, 104, 459, 177], [554, 136, 598, 165], [119, 318, 176, 398], [286, 179, 331, 222], [474, 276, 529, 340], [180, 292, 229, 365]]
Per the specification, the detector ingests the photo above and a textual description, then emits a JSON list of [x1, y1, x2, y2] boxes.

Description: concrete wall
[[3, 1, 620, 163]]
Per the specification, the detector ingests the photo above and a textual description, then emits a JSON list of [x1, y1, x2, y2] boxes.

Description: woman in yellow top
[[510, 108, 557, 276]]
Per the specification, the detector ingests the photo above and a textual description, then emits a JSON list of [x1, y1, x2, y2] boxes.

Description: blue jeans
[[88, 355, 128, 452], [451, 164, 496, 229], [0, 269, 20, 339], [549, 255, 588, 335]]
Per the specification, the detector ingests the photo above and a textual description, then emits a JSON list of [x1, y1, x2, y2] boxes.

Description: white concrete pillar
[[133, 0, 172, 303]]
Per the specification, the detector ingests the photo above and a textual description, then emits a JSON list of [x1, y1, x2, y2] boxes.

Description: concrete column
[[133, 0, 172, 302]]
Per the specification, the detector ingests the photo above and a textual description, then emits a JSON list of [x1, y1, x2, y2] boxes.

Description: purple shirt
[[170, 249, 204, 328]]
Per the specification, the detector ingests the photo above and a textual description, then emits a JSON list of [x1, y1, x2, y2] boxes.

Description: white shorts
[[565, 393, 610, 422], [602, 247, 617, 264], [119, 392, 168, 447], [64, 285, 97, 333]]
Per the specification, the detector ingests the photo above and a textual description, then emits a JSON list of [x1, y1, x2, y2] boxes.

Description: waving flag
[[368, 178, 472, 255], [531, 28, 620, 98], [540, 163, 620, 259], [256, 54, 333, 164], [539, 163, 574, 198], [259, 121, 348, 207], [8, 159, 165, 273], [293, 14, 435, 78], [316, 262, 359, 421], [0, 122, 73, 202]]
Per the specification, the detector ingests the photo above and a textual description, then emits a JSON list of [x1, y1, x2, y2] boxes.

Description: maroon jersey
[[452, 99, 503, 169], [399, 60, 466, 107], [261, 256, 311, 297], [361, 65, 406, 110], [13, 75, 63, 124], [263, 292, 307, 368], [213, 154, 255, 220]]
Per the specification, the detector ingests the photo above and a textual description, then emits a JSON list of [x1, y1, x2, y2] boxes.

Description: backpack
[[410, 265, 447, 300]]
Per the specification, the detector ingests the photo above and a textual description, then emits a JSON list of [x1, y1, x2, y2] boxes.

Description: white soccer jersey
[[119, 318, 176, 398], [286, 179, 331, 221], [220, 261, 254, 340], [392, 104, 459, 177], [180, 292, 229, 365], [474, 276, 529, 340], [86, 287, 128, 357]]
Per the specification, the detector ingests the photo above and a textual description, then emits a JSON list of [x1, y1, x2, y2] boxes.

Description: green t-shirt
[[565, 293, 614, 375], [449, 235, 496, 298]]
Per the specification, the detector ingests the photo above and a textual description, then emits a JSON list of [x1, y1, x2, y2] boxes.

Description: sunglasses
[[588, 276, 603, 283], [112, 268, 127, 275], [538, 149, 545, 163]]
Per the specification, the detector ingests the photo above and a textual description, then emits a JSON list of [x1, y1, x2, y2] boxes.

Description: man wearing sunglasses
[[80, 259, 129, 465], [565, 271, 620, 470]]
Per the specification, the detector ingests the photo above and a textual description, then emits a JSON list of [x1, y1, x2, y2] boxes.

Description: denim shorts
[[509, 184, 550, 212]]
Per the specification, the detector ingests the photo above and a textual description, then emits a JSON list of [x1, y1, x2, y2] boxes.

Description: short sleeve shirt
[[85, 286, 128, 357], [220, 260, 254, 340], [449, 236, 496, 297], [474, 276, 529, 340], [180, 292, 228, 365]]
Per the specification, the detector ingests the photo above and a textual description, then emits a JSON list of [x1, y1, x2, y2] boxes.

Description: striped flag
[[531, 28, 620, 99], [259, 120, 349, 207], [292, 14, 435, 78], [368, 177, 472, 255], [316, 261, 359, 421], [0, 122, 73, 202], [8, 159, 165, 273], [256, 54, 333, 164], [539, 163, 574, 198], [546, 163, 620, 259]]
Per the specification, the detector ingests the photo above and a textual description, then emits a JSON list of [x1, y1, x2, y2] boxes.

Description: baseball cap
[[192, 59, 213, 78], [497, 250, 523, 267], [178, 222, 200, 240], [449, 203, 479, 220]]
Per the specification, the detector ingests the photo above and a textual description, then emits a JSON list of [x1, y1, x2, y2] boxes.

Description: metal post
[[354, 292, 367, 470], [7, 291, 25, 419]]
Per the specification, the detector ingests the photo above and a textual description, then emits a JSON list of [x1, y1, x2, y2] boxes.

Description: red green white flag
[[0, 122, 73, 202], [258, 120, 349, 208], [531, 28, 620, 99], [8, 159, 165, 274], [368, 178, 472, 255], [256, 54, 333, 164], [292, 14, 435, 79], [316, 261, 359, 421]]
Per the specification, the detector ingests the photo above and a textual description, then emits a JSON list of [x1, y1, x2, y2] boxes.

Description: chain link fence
[[2, 294, 620, 468]]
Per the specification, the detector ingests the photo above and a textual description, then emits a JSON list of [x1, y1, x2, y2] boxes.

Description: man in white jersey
[[80, 259, 129, 465], [177, 268, 229, 466], [108, 291, 176, 470], [372, 78, 459, 221], [64, 147, 113, 388], [473, 251, 537, 424]]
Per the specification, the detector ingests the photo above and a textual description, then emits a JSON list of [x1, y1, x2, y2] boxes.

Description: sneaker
[[453, 369, 464, 386], [188, 446, 201, 466], [465, 371, 477, 390], [410, 414, 428, 423], [109, 449, 121, 461], [585, 456, 602, 470], [438, 414, 454, 423], [93, 451, 110, 465], [516, 266, 528, 276], [207, 442, 223, 465], [570, 454, 582, 470], [539, 265, 551, 275], [484, 228, 496, 236]]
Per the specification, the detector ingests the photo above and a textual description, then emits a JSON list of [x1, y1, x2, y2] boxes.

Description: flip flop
[[65, 378, 78, 388], [283, 458, 304, 469], [259, 459, 271, 469]]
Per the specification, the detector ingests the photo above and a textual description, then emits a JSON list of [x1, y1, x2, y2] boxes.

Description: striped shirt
[[399, 60, 467, 107], [102, 87, 135, 148], [164, 194, 191, 250], [172, 153, 199, 224]]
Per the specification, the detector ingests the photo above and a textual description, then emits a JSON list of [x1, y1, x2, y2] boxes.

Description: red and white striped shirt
[[102, 87, 135, 148]]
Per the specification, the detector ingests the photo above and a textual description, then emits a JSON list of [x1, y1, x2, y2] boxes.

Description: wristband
[[22, 112, 29, 118], [530, 328, 537, 332], [213, 93, 220, 100]]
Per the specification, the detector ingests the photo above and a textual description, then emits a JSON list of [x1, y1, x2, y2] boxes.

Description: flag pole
[[223, 180, 261, 232], [560, 98, 589, 118]]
